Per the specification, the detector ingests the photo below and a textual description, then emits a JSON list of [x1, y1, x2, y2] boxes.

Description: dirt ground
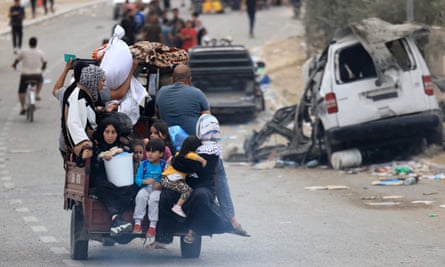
[[261, 35, 445, 168]]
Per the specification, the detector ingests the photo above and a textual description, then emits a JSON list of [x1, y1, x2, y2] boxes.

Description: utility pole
[[406, 0, 414, 22]]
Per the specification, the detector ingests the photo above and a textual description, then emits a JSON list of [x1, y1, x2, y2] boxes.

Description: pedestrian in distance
[[141, 14, 163, 43], [180, 20, 197, 51], [9, 0, 25, 54], [12, 36, 47, 115], [240, 0, 257, 38], [29, 0, 37, 18], [43, 0, 55, 15]]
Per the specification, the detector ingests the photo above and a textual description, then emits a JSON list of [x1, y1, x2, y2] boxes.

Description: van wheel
[[70, 204, 88, 260], [426, 126, 443, 147], [180, 235, 202, 258], [324, 136, 340, 167]]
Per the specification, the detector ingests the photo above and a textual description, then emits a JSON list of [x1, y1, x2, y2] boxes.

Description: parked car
[[298, 17, 443, 166], [188, 41, 265, 122]]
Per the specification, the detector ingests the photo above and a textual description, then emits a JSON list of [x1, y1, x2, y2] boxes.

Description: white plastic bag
[[100, 25, 133, 91], [118, 76, 148, 125]]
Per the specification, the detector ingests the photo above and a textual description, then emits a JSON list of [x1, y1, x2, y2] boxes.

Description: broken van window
[[385, 39, 415, 71], [336, 43, 377, 83]]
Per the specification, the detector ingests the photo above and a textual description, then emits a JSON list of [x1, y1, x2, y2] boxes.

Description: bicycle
[[24, 79, 37, 122]]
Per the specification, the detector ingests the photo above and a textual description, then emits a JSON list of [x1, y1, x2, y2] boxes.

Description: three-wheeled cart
[[63, 44, 197, 260]]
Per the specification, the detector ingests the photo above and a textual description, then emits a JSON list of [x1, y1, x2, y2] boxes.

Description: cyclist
[[12, 36, 47, 115]]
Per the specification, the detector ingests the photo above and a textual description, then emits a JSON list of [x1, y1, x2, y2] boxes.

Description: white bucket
[[330, 148, 362, 170], [104, 152, 134, 187]]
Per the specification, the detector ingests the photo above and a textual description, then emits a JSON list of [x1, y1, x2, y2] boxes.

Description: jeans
[[216, 158, 235, 219]]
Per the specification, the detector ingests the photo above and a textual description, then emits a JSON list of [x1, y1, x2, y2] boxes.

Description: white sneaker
[[171, 205, 187, 218]]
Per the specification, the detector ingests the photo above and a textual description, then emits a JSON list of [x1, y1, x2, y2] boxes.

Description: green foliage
[[304, 0, 445, 52]]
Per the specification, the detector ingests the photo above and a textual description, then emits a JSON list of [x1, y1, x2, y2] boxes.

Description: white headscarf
[[196, 114, 222, 156]]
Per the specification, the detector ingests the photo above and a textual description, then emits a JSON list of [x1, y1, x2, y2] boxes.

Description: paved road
[[1, 2, 445, 266]]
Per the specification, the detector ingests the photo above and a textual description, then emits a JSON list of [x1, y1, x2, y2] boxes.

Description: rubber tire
[[27, 104, 34, 122], [324, 135, 339, 168], [70, 204, 89, 260], [426, 126, 443, 147], [180, 235, 202, 258], [255, 95, 265, 112]]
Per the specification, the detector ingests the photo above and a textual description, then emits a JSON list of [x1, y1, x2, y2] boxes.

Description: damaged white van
[[299, 18, 443, 165]]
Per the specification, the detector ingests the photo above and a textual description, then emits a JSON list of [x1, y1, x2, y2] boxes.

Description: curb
[[0, 0, 108, 37]]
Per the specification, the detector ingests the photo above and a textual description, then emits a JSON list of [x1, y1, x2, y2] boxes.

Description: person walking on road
[[240, 0, 257, 38], [11, 37, 47, 115], [43, 0, 55, 15], [29, 0, 37, 18], [9, 0, 25, 54]]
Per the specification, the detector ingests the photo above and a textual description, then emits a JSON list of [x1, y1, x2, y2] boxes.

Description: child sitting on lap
[[161, 135, 207, 218]]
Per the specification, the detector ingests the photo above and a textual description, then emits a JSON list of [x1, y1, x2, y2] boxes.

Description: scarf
[[196, 114, 222, 156], [78, 64, 105, 102]]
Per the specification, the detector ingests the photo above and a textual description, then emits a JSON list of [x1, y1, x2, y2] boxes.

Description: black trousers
[[30, 0, 37, 17], [43, 0, 54, 14], [11, 25, 23, 49]]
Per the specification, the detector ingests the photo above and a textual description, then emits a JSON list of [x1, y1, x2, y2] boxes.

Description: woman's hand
[[105, 101, 119, 112], [74, 140, 93, 159]]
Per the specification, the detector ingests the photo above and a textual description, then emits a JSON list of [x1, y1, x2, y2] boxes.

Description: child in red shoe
[[133, 139, 165, 237]]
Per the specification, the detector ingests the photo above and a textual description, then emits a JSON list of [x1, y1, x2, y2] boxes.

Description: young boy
[[133, 138, 165, 238]]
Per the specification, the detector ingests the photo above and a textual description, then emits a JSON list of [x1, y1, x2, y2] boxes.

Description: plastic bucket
[[104, 152, 134, 187], [330, 148, 362, 170]]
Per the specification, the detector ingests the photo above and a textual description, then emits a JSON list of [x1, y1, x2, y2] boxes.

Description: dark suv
[[188, 45, 265, 121]]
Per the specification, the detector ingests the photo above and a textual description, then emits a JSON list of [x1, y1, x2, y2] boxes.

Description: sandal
[[232, 223, 251, 237]]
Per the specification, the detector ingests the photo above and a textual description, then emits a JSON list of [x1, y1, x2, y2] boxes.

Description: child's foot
[[171, 204, 187, 218], [133, 223, 142, 234], [146, 227, 156, 238]]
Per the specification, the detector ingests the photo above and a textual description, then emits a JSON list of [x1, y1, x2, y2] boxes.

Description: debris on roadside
[[411, 200, 435, 205], [382, 195, 404, 200], [365, 201, 401, 206], [369, 161, 445, 186], [371, 178, 404, 186], [304, 185, 350, 191]]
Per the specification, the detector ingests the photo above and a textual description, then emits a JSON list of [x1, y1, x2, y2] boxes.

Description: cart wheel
[[102, 237, 115, 247], [27, 104, 35, 122], [180, 235, 202, 258], [70, 204, 89, 260]]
